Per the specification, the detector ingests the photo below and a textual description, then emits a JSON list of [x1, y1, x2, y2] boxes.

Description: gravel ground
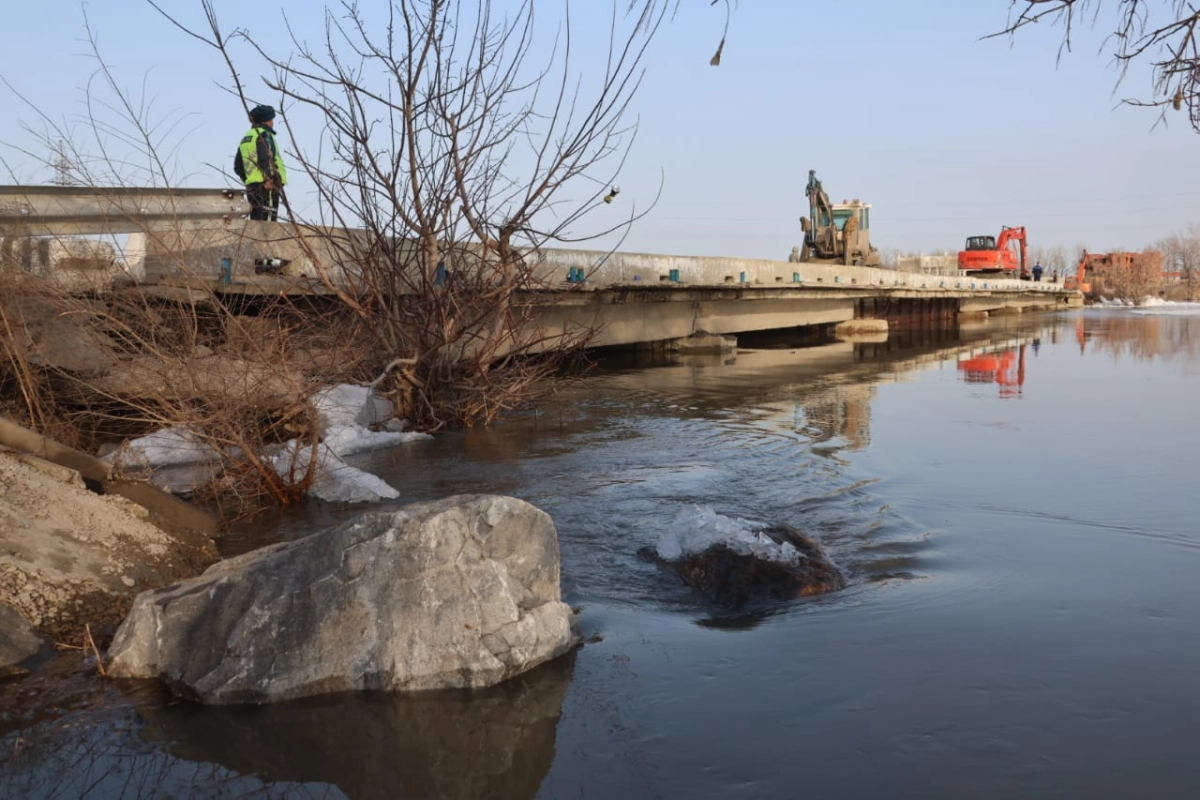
[[0, 449, 217, 649]]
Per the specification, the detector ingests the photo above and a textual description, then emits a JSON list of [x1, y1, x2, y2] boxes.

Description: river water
[[3, 305, 1200, 799]]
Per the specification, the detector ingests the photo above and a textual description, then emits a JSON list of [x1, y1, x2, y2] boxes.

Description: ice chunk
[[656, 505, 802, 566], [313, 384, 394, 433], [271, 440, 400, 503], [323, 424, 431, 457], [105, 427, 219, 467]]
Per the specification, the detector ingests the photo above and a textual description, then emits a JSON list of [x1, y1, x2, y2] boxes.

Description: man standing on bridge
[[234, 105, 287, 221]]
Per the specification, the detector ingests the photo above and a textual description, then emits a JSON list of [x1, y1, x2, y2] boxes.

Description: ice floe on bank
[[105, 384, 430, 503], [1095, 297, 1200, 312], [269, 440, 401, 503], [105, 427, 217, 466]]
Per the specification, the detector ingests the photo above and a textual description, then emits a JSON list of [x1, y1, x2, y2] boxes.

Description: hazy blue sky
[[1, 1, 1195, 260]]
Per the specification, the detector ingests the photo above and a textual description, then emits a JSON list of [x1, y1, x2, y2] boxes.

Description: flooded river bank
[[3, 306, 1199, 798]]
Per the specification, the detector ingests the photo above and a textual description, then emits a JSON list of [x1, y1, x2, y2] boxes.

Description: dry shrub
[[0, 242, 339, 509]]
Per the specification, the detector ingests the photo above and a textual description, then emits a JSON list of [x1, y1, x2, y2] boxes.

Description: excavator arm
[[805, 170, 834, 231], [801, 169, 838, 260], [1071, 250, 1093, 293], [996, 226, 1027, 274]]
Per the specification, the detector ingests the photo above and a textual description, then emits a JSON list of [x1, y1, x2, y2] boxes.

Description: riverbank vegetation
[[1, 0, 669, 510]]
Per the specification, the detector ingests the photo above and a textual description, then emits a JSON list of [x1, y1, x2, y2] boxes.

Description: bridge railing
[[0, 184, 1070, 296], [0, 185, 247, 237]]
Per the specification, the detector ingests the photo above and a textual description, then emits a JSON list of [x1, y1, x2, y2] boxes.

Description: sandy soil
[[0, 449, 217, 647]]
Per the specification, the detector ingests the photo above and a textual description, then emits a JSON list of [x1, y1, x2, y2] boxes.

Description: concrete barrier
[[119, 222, 1065, 297], [0, 235, 124, 292]]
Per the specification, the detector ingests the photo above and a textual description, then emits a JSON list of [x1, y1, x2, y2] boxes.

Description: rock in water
[[107, 495, 577, 704], [667, 525, 845, 607], [0, 603, 43, 674]]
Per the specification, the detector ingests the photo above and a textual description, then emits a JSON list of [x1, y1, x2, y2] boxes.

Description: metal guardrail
[[0, 184, 249, 236]]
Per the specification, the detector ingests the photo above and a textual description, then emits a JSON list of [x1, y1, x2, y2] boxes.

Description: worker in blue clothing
[[234, 105, 288, 221], [1032, 262, 1044, 282]]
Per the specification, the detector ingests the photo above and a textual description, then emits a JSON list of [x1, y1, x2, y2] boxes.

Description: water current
[[3, 305, 1199, 798]]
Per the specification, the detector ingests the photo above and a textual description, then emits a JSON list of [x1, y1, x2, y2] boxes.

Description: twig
[[85, 623, 108, 678]]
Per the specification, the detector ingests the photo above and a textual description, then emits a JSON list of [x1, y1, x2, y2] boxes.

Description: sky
[[1, 1, 1196, 261]]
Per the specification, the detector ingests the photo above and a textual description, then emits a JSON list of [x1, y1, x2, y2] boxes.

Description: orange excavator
[[957, 226, 1028, 276], [1063, 250, 1097, 293]]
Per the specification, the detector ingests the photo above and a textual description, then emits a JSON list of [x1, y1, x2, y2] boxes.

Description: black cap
[[249, 105, 276, 123]]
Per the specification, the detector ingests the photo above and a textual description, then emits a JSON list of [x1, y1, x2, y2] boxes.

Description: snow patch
[[1095, 297, 1200, 314], [1132, 298, 1200, 314], [655, 506, 803, 566]]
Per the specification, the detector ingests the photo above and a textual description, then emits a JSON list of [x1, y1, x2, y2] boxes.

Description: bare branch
[[995, 1, 1200, 132]]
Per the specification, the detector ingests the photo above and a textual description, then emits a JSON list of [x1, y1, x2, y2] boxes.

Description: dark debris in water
[[642, 524, 847, 611]]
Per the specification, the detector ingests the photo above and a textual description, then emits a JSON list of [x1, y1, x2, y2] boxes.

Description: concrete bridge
[[1, 186, 1079, 350], [119, 220, 1077, 349]]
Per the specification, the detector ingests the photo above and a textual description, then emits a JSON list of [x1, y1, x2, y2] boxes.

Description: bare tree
[[1027, 244, 1068, 279], [630, 0, 732, 65], [1156, 223, 1200, 300], [996, 2, 1200, 132], [149, 0, 664, 430], [1, 0, 670, 511]]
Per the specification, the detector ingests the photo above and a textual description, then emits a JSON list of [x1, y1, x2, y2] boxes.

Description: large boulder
[[107, 495, 577, 704]]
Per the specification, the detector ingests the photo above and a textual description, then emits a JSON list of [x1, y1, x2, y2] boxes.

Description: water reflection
[[1077, 307, 1200, 362], [0, 652, 573, 799], [957, 344, 1028, 398], [137, 654, 575, 800]]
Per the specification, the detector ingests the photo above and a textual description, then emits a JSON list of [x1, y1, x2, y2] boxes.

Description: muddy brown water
[[3, 306, 1200, 799]]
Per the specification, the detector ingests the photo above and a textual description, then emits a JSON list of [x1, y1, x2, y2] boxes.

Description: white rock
[[107, 495, 578, 704]]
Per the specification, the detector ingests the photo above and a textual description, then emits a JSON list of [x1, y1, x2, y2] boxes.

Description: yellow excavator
[[797, 169, 881, 267]]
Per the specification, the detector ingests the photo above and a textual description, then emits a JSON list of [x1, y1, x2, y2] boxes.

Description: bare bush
[[2, 0, 666, 510], [0, 7, 347, 508], [0, 262, 332, 507]]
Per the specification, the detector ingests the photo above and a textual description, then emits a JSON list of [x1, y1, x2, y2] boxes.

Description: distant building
[[1078, 251, 1163, 286]]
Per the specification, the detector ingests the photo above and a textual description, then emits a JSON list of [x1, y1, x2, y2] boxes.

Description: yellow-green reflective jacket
[[237, 126, 287, 186]]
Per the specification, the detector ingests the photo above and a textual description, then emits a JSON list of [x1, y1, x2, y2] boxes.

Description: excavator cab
[[964, 235, 997, 251], [832, 208, 857, 231]]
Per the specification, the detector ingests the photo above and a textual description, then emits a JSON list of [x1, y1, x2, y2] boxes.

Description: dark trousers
[[246, 183, 280, 221]]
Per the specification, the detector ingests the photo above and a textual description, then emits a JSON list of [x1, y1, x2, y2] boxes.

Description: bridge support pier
[[858, 296, 960, 333]]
